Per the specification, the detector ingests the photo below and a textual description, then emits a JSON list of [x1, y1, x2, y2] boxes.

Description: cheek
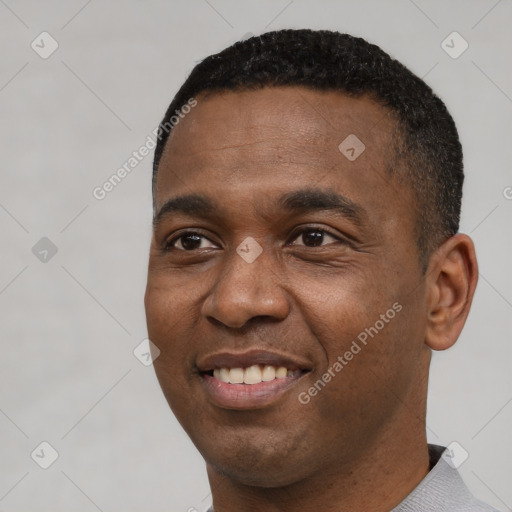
[[145, 273, 196, 335], [145, 282, 196, 391], [295, 270, 422, 407], [292, 265, 391, 347]]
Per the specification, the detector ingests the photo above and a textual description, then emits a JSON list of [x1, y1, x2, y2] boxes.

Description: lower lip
[[200, 373, 306, 410]]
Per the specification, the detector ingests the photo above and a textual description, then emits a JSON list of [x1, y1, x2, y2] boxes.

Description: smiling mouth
[[204, 364, 306, 385], [197, 351, 312, 409]]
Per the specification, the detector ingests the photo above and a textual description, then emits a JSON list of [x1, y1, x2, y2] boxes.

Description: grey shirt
[[207, 445, 499, 511], [391, 444, 498, 512]]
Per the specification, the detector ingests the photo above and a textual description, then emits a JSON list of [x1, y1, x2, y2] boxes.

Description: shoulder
[[392, 445, 500, 512]]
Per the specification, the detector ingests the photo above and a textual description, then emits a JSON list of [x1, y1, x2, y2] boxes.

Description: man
[[144, 29, 497, 511]]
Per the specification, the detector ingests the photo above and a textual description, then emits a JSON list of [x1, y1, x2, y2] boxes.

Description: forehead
[[164, 87, 394, 164], [155, 87, 400, 214]]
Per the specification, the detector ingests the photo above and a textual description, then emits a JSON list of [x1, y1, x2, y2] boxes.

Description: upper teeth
[[213, 365, 296, 385]]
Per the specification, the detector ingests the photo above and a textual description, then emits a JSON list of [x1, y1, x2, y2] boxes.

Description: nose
[[201, 244, 290, 329]]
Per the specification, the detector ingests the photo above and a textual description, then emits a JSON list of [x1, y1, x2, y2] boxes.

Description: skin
[[144, 87, 478, 512]]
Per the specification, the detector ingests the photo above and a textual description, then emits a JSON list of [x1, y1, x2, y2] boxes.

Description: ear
[[424, 234, 478, 351]]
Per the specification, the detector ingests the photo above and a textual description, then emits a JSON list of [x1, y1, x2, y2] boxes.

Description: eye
[[289, 227, 343, 247], [165, 232, 218, 251]]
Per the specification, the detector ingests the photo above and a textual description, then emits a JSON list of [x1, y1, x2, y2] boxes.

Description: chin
[[207, 456, 310, 488], [198, 429, 318, 488]]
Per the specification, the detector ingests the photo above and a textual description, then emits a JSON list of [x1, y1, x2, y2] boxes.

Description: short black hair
[[153, 29, 463, 267]]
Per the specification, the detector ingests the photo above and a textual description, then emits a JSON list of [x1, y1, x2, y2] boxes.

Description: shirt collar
[[207, 445, 490, 512], [391, 444, 481, 511]]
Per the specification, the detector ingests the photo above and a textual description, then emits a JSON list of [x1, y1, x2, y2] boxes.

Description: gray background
[[0, 0, 511, 511]]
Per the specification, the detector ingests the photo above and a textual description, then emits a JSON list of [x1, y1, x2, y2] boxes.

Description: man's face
[[145, 87, 431, 486]]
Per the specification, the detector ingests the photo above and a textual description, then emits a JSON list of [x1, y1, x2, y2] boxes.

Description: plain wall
[[0, 1, 511, 510]]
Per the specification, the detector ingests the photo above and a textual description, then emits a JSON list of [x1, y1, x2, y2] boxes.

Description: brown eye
[[290, 228, 340, 247], [165, 232, 217, 251]]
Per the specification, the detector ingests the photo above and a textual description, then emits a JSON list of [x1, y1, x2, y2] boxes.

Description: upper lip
[[197, 349, 313, 372]]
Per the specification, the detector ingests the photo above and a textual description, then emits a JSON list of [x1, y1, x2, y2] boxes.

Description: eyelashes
[[165, 231, 217, 251], [163, 226, 349, 252]]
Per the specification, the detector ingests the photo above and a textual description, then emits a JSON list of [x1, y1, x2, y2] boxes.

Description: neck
[[207, 359, 431, 512], [208, 431, 429, 512]]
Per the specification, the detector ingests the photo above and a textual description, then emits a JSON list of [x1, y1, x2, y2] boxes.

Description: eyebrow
[[277, 188, 366, 226], [153, 188, 366, 229], [153, 194, 215, 229]]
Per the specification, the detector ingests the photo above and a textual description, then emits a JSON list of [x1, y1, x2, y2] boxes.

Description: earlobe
[[424, 234, 478, 351]]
